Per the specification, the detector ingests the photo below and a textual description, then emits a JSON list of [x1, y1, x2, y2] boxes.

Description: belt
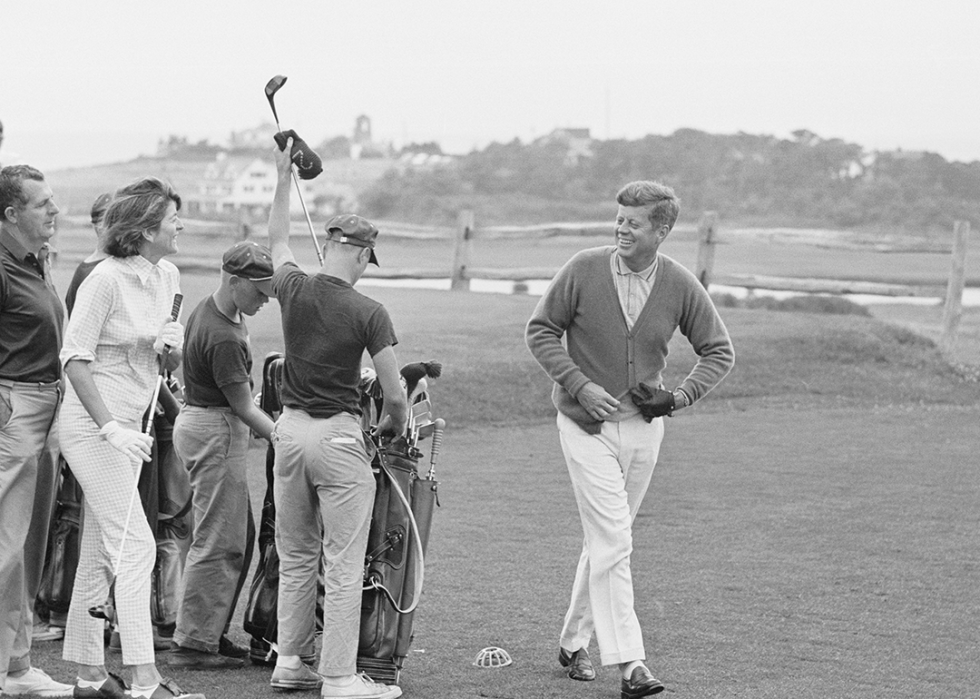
[[0, 378, 61, 391], [184, 404, 234, 413]]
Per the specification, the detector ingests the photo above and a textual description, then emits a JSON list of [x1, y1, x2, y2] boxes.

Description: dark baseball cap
[[222, 241, 275, 295], [324, 214, 379, 266]]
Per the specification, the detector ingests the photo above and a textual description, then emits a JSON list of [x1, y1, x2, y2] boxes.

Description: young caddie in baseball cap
[[324, 214, 380, 266], [222, 240, 276, 296]]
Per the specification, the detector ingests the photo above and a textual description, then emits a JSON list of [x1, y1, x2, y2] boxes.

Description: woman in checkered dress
[[59, 178, 204, 699]]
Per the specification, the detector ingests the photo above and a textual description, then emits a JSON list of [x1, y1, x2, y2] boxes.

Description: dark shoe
[[73, 673, 129, 699], [148, 678, 205, 699], [558, 647, 596, 682], [270, 663, 322, 691], [167, 646, 245, 670], [218, 636, 249, 659], [621, 665, 664, 698]]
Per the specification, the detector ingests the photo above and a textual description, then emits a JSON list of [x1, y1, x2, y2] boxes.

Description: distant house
[[183, 155, 317, 218], [534, 128, 594, 165]]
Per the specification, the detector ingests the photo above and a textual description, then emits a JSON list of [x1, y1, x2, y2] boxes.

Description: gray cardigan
[[526, 247, 734, 426]]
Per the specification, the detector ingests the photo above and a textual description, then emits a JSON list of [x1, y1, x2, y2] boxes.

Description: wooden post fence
[[694, 211, 718, 289], [940, 220, 971, 357], [450, 209, 473, 291]]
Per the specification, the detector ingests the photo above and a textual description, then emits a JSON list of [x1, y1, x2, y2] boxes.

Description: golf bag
[[150, 404, 192, 630], [243, 352, 443, 683], [37, 459, 83, 617]]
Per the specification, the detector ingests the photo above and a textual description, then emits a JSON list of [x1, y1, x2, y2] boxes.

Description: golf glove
[[100, 420, 153, 462], [153, 319, 184, 355], [630, 382, 676, 421]]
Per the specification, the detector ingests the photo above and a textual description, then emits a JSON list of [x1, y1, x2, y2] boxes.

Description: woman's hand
[[153, 319, 184, 355], [99, 420, 153, 462]]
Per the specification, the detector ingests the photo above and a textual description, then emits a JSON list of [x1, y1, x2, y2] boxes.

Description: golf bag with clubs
[[243, 351, 444, 684]]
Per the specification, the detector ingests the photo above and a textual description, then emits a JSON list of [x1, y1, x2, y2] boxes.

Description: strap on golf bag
[[37, 458, 82, 614]]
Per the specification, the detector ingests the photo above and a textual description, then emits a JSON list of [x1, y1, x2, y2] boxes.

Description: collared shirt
[[0, 229, 65, 382], [611, 252, 658, 330], [60, 254, 180, 422]]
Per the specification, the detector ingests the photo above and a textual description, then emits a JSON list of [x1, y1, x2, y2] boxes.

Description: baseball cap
[[324, 214, 379, 266], [90, 192, 113, 225], [222, 241, 275, 295]]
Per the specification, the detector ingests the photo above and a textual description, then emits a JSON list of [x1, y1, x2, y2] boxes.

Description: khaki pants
[[172, 406, 254, 652], [273, 408, 375, 677], [0, 380, 60, 684]]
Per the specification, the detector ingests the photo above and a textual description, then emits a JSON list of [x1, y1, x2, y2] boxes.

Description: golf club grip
[[429, 419, 446, 468], [158, 293, 183, 375], [169, 293, 183, 322]]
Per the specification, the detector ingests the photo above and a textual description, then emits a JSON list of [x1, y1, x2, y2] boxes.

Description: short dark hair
[[0, 165, 45, 222], [90, 192, 112, 227], [103, 177, 181, 258], [616, 180, 680, 232]]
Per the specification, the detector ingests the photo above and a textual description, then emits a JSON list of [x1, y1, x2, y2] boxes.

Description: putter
[[264, 74, 323, 265], [89, 294, 182, 622]]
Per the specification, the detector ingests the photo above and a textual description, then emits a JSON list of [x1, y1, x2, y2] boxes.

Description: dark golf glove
[[630, 382, 675, 421], [274, 129, 323, 180]]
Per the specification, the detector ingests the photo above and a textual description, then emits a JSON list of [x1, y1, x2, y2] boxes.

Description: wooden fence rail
[[442, 209, 971, 358]]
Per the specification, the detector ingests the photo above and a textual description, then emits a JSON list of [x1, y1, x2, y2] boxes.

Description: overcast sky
[[2, 0, 977, 171]]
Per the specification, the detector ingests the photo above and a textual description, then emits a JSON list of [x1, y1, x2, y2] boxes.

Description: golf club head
[[88, 599, 116, 624], [264, 75, 288, 125]]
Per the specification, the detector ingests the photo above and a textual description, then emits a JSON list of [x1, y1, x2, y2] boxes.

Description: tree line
[[358, 129, 980, 233]]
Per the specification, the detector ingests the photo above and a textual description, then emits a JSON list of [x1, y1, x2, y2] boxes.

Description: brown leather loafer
[[621, 665, 664, 698], [558, 647, 596, 682]]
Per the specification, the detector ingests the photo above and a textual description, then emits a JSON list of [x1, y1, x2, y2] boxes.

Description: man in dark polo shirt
[[265, 137, 408, 699], [0, 165, 72, 697], [168, 241, 277, 670]]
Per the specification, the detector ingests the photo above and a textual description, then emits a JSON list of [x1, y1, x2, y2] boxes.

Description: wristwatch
[[672, 389, 689, 409]]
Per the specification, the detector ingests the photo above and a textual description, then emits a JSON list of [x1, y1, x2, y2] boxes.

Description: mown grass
[[35, 261, 980, 699]]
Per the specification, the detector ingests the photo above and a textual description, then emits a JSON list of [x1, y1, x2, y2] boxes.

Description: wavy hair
[[103, 177, 181, 258], [616, 180, 680, 232]]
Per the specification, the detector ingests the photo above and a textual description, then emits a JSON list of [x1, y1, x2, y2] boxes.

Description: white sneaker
[[319, 673, 401, 699], [32, 622, 65, 642], [3, 667, 73, 697]]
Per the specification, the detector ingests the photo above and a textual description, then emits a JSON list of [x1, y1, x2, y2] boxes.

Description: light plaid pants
[[59, 403, 156, 667]]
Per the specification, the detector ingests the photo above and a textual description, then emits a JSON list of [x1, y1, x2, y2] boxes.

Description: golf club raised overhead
[[264, 75, 288, 125], [263, 74, 323, 265]]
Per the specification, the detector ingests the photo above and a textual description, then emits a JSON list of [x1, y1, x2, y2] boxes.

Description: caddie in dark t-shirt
[[168, 241, 276, 669], [262, 135, 408, 699]]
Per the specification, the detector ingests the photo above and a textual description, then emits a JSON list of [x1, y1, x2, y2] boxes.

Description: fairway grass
[[34, 265, 979, 698]]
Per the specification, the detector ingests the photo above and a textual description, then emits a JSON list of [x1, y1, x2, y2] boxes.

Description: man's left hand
[[630, 382, 675, 421]]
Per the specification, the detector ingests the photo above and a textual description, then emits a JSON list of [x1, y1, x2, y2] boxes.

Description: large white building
[[183, 155, 318, 217]]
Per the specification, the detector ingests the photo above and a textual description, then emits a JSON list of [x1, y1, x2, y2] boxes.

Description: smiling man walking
[[526, 180, 734, 697]]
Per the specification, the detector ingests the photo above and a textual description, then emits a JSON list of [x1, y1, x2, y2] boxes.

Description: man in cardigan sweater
[[526, 180, 734, 698]]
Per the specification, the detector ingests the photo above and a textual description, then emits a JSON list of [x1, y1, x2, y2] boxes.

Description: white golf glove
[[100, 420, 153, 462], [153, 319, 184, 355]]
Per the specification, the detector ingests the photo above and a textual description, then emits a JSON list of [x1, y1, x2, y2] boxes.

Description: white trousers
[[556, 411, 665, 666], [59, 404, 156, 667]]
